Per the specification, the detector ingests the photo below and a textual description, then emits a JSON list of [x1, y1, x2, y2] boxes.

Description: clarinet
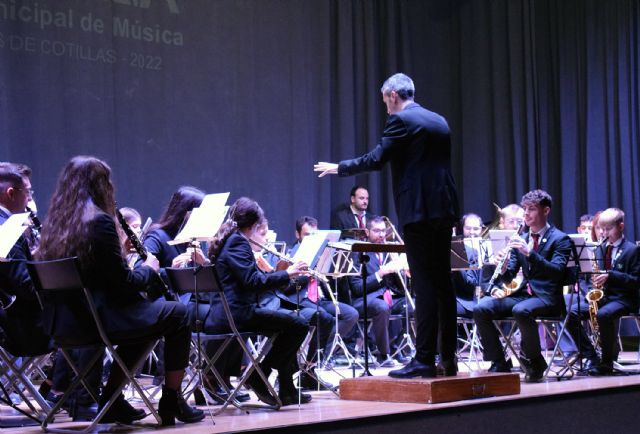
[[115, 209, 175, 301]]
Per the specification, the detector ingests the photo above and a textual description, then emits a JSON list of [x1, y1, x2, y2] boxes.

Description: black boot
[[158, 387, 205, 426]]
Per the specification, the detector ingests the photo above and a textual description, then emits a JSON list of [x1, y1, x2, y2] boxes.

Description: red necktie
[[307, 278, 318, 303], [355, 214, 365, 229], [604, 245, 613, 270], [383, 289, 393, 307], [527, 233, 540, 295], [531, 233, 540, 251]]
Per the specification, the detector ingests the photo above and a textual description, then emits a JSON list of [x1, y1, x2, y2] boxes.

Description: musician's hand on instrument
[[592, 272, 609, 287], [171, 253, 191, 268], [314, 162, 338, 177], [491, 287, 507, 299], [186, 246, 208, 265], [143, 253, 160, 272], [509, 237, 530, 256], [287, 261, 309, 277]]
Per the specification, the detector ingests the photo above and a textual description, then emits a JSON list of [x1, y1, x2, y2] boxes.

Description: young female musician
[[207, 197, 312, 405], [37, 156, 204, 425]]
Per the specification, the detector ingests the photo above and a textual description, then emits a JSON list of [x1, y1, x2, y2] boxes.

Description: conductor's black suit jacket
[[337, 102, 459, 227]]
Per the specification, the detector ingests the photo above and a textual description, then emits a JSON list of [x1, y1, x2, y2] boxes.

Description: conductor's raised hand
[[314, 162, 338, 177]]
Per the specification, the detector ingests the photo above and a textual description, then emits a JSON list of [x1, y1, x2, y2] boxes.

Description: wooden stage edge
[[3, 370, 640, 433]]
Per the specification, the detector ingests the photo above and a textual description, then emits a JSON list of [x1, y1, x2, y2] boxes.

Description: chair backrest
[[27, 258, 100, 346], [165, 265, 222, 295]]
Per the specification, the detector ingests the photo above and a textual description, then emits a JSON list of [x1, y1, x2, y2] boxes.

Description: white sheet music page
[[292, 231, 328, 266], [170, 192, 230, 245], [0, 212, 30, 260]]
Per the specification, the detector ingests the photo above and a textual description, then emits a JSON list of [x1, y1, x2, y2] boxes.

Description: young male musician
[[284, 217, 359, 373], [566, 208, 640, 375], [473, 190, 573, 382]]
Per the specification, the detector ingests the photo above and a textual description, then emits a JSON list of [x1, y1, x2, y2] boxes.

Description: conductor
[[314, 73, 460, 377]]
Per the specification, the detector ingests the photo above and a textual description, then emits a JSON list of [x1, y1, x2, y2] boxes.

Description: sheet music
[[200, 192, 230, 210], [489, 229, 517, 254], [292, 230, 340, 269], [170, 192, 230, 245], [0, 212, 30, 260], [568, 233, 597, 272]]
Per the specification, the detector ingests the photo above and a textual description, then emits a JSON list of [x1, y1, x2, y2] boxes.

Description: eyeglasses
[[15, 187, 35, 196]]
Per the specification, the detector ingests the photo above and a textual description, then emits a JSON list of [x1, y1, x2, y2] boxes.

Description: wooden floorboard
[[3, 353, 640, 433]]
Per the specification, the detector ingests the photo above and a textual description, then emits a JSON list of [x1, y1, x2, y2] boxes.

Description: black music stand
[[350, 242, 405, 377], [565, 236, 604, 375]]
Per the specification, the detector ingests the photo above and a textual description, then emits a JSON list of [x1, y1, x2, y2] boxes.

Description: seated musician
[[452, 213, 483, 318], [566, 208, 640, 375], [330, 185, 374, 237], [473, 190, 573, 382], [282, 216, 358, 386], [205, 197, 312, 406], [250, 218, 335, 390], [0, 162, 52, 357], [37, 156, 203, 425], [346, 216, 412, 367]]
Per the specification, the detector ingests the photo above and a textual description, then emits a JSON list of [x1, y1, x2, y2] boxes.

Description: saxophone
[[586, 244, 606, 348]]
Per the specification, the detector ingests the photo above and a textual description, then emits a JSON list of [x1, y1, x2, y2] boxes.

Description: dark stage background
[[1, 0, 639, 243]]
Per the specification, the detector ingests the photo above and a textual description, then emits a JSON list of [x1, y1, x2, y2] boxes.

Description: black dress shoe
[[245, 370, 278, 406], [299, 373, 335, 391], [588, 362, 614, 376], [582, 357, 599, 371], [488, 359, 513, 373], [99, 394, 146, 424], [194, 385, 251, 405], [279, 391, 312, 406], [436, 359, 458, 376], [524, 358, 548, 383], [388, 358, 437, 378]]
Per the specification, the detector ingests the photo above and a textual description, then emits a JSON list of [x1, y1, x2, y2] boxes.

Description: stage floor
[[2, 352, 640, 433]]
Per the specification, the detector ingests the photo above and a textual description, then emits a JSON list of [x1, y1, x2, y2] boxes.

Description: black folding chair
[[0, 346, 52, 426], [165, 266, 281, 414], [27, 257, 160, 432]]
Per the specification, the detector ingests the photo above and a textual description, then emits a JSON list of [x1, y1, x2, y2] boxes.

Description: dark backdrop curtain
[[1, 0, 638, 242]]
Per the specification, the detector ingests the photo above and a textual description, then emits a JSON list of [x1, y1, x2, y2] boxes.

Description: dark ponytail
[[209, 197, 264, 260]]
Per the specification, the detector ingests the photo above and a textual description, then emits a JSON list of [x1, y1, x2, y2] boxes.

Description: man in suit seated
[[473, 189, 573, 382], [452, 213, 483, 318], [330, 185, 374, 239], [566, 208, 640, 375], [283, 216, 359, 385], [346, 216, 412, 367]]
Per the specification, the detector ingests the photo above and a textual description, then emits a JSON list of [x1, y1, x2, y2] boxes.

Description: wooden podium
[[340, 372, 520, 404]]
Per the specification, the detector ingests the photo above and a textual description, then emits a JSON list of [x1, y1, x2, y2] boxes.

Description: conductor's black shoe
[[488, 359, 513, 373], [388, 358, 436, 378], [245, 371, 278, 406], [436, 358, 458, 376]]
